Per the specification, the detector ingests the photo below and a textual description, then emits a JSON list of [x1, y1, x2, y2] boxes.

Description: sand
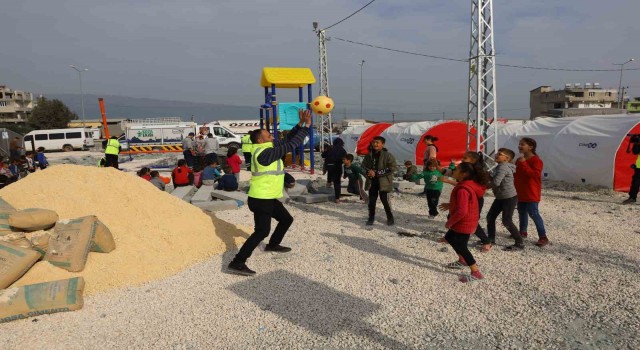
[[0, 164, 249, 295]]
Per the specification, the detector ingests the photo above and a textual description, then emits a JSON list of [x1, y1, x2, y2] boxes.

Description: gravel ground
[[1, 176, 639, 349]]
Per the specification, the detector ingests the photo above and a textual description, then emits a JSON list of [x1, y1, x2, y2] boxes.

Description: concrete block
[[190, 185, 214, 203], [278, 190, 290, 204], [393, 181, 420, 190], [211, 190, 249, 205], [171, 186, 196, 202], [193, 200, 239, 212], [286, 183, 308, 196], [291, 194, 335, 204]]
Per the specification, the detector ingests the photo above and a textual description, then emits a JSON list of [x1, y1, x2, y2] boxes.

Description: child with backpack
[[514, 137, 550, 247], [440, 162, 491, 283]]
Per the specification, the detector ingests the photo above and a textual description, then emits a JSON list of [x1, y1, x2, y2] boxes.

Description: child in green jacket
[[342, 154, 368, 202], [411, 159, 443, 217]]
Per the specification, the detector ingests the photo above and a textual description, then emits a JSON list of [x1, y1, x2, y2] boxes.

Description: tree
[[28, 97, 78, 129]]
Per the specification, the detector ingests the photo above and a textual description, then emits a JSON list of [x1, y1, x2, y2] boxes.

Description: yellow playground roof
[[260, 67, 316, 88]]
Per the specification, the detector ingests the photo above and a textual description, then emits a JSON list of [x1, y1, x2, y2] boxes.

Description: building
[[530, 84, 623, 120], [0, 85, 34, 123]]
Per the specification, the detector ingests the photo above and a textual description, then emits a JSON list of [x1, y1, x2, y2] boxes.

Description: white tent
[[340, 125, 370, 154], [497, 114, 640, 191], [379, 122, 441, 164]]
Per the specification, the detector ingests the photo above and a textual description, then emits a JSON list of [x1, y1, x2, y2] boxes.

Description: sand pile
[[0, 164, 240, 295]]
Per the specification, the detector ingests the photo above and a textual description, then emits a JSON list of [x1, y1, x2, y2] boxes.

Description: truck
[[121, 118, 243, 152], [207, 120, 261, 136]]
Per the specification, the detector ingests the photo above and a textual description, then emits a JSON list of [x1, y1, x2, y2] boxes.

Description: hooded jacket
[[490, 162, 517, 199], [446, 180, 486, 234], [324, 138, 347, 166]]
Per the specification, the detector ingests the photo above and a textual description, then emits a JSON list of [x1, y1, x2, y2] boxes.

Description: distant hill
[[46, 94, 258, 124]]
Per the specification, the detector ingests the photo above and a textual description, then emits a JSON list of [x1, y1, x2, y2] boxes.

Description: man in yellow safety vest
[[227, 109, 311, 276], [241, 133, 252, 171], [104, 136, 121, 169], [622, 136, 640, 204]]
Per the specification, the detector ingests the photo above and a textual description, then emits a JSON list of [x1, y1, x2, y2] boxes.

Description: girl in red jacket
[[514, 137, 549, 247], [440, 162, 491, 283], [226, 147, 243, 183], [172, 159, 194, 187]]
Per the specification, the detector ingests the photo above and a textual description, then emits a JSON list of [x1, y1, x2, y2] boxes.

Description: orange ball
[[310, 96, 335, 115]]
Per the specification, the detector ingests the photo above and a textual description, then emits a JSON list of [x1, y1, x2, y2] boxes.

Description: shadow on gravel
[[204, 212, 251, 271], [228, 270, 411, 350], [320, 232, 458, 276]]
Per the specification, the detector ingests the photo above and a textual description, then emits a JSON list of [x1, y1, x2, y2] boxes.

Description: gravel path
[[1, 179, 639, 349]]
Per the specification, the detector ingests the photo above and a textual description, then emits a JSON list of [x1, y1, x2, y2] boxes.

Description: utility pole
[[69, 65, 88, 128], [615, 59, 634, 109], [314, 22, 333, 152], [392, 113, 395, 124], [359, 60, 365, 119], [442, 112, 445, 121], [467, 0, 498, 165]]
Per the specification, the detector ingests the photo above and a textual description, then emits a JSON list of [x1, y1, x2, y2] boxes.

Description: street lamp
[[69, 65, 88, 128], [615, 58, 634, 109], [358, 60, 365, 119]]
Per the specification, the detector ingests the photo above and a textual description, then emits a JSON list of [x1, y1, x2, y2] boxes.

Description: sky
[[1, 0, 639, 120]]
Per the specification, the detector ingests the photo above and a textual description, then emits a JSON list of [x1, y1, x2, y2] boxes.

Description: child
[[0, 162, 16, 187], [342, 154, 368, 202], [411, 159, 443, 217], [362, 136, 397, 226], [226, 147, 242, 183], [137, 167, 152, 180], [24, 152, 36, 173], [36, 147, 48, 170], [485, 148, 523, 250], [325, 138, 347, 203], [402, 160, 418, 182], [217, 165, 239, 191], [514, 137, 550, 247], [172, 159, 193, 187], [440, 162, 491, 283], [201, 160, 221, 186], [9, 159, 20, 179], [149, 171, 166, 191], [422, 135, 439, 165], [439, 151, 492, 251], [192, 165, 204, 188]]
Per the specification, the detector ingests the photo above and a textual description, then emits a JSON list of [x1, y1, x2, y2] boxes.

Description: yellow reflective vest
[[248, 143, 284, 199], [636, 154, 640, 168], [105, 139, 120, 155], [241, 134, 252, 153]]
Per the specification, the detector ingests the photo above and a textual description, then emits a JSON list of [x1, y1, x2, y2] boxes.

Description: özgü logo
[[400, 137, 415, 144], [578, 142, 597, 149]]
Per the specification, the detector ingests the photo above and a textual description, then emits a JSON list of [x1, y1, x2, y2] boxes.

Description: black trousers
[[243, 152, 251, 171], [445, 229, 476, 266], [105, 154, 119, 169], [233, 197, 294, 264], [368, 180, 393, 220], [474, 197, 491, 244], [486, 196, 520, 241], [425, 190, 441, 216], [327, 164, 342, 200], [183, 150, 194, 168], [630, 167, 640, 200]]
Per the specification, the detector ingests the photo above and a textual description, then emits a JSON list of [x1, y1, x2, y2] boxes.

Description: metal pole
[[392, 113, 395, 124], [616, 59, 634, 109], [359, 60, 365, 119], [69, 65, 88, 128]]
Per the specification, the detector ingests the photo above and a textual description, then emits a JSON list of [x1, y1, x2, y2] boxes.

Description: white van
[[23, 128, 95, 152]]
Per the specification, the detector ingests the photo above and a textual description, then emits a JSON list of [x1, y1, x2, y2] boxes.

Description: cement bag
[[0, 277, 85, 324], [9, 208, 59, 231], [89, 216, 116, 253], [0, 232, 32, 250], [0, 197, 17, 236], [0, 242, 40, 289], [45, 218, 96, 272], [25, 230, 51, 257]]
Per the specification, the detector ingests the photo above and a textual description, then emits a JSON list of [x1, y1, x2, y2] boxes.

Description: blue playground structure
[[259, 67, 316, 173]]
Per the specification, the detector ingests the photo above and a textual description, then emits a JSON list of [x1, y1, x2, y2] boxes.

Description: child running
[[514, 137, 550, 247], [440, 162, 491, 283], [486, 148, 524, 250], [342, 154, 368, 202], [410, 159, 443, 218]]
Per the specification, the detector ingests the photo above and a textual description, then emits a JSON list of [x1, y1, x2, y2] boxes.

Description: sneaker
[[622, 198, 637, 205], [459, 270, 484, 283], [387, 218, 395, 226], [481, 243, 492, 253], [264, 244, 292, 252], [503, 243, 525, 251], [227, 262, 256, 276], [445, 260, 467, 270], [520, 232, 529, 238], [535, 237, 550, 247], [366, 219, 374, 226]]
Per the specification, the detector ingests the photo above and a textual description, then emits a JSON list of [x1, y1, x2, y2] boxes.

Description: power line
[[322, 0, 377, 31], [333, 37, 640, 72]]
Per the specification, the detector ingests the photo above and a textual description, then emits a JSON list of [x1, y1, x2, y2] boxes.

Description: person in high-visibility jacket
[[104, 136, 121, 169], [241, 134, 252, 171], [227, 109, 311, 276], [623, 137, 640, 204]]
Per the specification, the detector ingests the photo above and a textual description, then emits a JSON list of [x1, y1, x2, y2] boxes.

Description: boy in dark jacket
[[217, 165, 239, 191], [362, 137, 397, 226], [342, 154, 368, 202], [36, 147, 48, 170], [325, 138, 347, 202]]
